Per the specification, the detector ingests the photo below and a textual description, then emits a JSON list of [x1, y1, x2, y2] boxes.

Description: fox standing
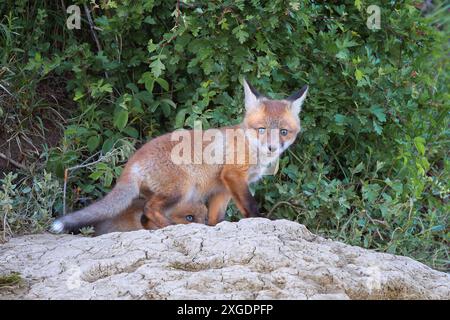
[[51, 79, 308, 233]]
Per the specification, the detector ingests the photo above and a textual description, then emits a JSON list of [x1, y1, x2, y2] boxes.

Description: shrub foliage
[[0, 1, 448, 269]]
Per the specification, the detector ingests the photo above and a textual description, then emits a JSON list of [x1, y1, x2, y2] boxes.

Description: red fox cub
[[51, 79, 308, 233], [93, 198, 207, 236]]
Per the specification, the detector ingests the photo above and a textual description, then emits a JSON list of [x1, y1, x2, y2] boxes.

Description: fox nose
[[268, 145, 277, 152]]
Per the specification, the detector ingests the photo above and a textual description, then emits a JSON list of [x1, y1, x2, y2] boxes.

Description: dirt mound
[[1, 218, 449, 299]]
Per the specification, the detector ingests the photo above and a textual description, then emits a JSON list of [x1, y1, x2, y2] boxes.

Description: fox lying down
[[52, 79, 308, 233], [94, 198, 208, 235]]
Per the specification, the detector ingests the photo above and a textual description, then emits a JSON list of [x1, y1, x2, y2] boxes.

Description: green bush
[[0, 1, 448, 270], [0, 172, 60, 239]]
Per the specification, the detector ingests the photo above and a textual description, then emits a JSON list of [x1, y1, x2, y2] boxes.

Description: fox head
[[141, 201, 208, 230], [242, 79, 308, 158], [168, 201, 208, 225]]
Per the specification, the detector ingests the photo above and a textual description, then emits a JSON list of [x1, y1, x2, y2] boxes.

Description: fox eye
[[185, 215, 194, 222], [258, 127, 266, 134], [280, 129, 288, 136]]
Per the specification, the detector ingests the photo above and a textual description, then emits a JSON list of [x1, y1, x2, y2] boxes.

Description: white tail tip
[[50, 220, 65, 234]]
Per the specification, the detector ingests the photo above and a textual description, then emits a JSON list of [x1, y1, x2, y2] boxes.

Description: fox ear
[[287, 85, 308, 114], [243, 78, 262, 111]]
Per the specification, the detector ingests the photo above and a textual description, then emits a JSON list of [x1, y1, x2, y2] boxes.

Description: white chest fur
[[248, 155, 279, 183]]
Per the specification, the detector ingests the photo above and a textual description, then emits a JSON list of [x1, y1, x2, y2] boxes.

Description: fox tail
[[50, 179, 140, 233]]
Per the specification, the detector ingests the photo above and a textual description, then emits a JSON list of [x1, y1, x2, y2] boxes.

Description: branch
[[83, 3, 111, 96], [62, 151, 109, 215], [61, 141, 133, 214], [2, 209, 11, 243], [179, 1, 203, 9], [60, 0, 66, 12], [83, 4, 102, 54], [0, 152, 27, 170], [267, 201, 305, 218], [159, 0, 181, 48], [0, 83, 14, 98]]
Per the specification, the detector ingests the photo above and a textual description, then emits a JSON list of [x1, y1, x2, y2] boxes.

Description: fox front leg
[[207, 191, 231, 226], [220, 167, 260, 219]]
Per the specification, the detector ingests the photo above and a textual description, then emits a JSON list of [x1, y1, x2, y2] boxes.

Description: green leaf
[[54, 161, 64, 179], [147, 39, 157, 52], [352, 162, 365, 174], [135, 91, 153, 105], [102, 138, 115, 154], [89, 171, 103, 181], [95, 163, 109, 171], [87, 136, 101, 152], [334, 114, 347, 125], [123, 126, 139, 138], [431, 225, 445, 232], [413, 137, 426, 156], [144, 16, 156, 25], [391, 181, 403, 195], [232, 26, 249, 44], [22, 186, 32, 193], [373, 120, 383, 135], [160, 98, 176, 109], [150, 59, 165, 78], [362, 183, 381, 203], [126, 83, 139, 93], [370, 105, 387, 122], [355, 0, 362, 11], [103, 171, 113, 187], [355, 69, 364, 81], [155, 78, 169, 91], [131, 97, 143, 113], [138, 72, 155, 93], [161, 103, 171, 117], [73, 89, 85, 101], [113, 110, 128, 131], [335, 50, 348, 60], [175, 109, 187, 128]]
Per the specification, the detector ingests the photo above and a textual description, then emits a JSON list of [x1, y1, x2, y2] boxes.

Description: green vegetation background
[[0, 1, 448, 270]]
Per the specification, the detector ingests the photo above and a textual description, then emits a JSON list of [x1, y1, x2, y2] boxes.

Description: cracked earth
[[0, 218, 449, 299]]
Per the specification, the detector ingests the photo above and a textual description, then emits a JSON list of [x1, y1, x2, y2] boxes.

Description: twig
[[0, 83, 14, 98], [67, 152, 110, 171], [2, 212, 13, 243], [2, 211, 8, 242], [61, 142, 130, 214], [159, 0, 181, 49], [83, 4, 110, 79], [83, 3, 111, 100], [179, 1, 202, 9], [267, 201, 304, 218], [364, 211, 385, 241], [63, 169, 68, 215], [0, 152, 27, 170], [60, 0, 66, 12], [62, 152, 108, 215], [83, 4, 102, 54]]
